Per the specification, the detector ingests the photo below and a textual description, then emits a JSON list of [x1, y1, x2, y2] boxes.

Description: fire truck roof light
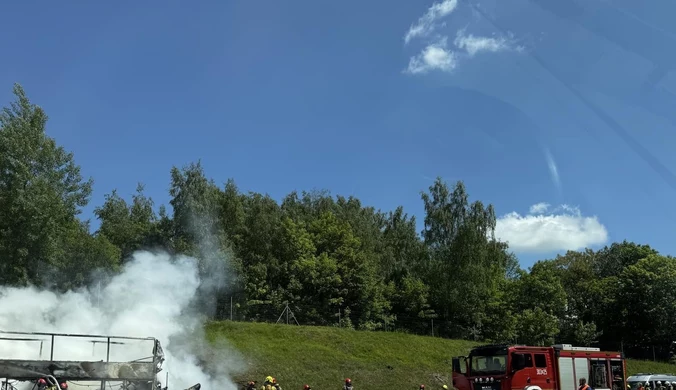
[[553, 344, 601, 352]]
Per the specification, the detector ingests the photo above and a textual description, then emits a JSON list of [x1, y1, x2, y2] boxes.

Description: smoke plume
[[0, 251, 242, 390]]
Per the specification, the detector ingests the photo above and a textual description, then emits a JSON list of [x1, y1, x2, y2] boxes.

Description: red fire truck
[[452, 344, 627, 390]]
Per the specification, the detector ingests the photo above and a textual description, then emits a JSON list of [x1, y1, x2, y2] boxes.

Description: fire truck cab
[[452, 344, 627, 390]]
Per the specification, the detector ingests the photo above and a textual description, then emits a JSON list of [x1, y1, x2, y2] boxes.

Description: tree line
[[1, 84, 675, 362]]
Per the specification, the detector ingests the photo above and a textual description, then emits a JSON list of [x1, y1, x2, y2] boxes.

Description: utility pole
[[230, 296, 233, 321], [431, 319, 434, 337]]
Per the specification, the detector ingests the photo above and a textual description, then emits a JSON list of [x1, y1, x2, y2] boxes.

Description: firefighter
[[59, 382, 68, 390], [246, 381, 257, 390], [37, 378, 48, 390], [442, 386, 449, 390], [579, 378, 590, 390], [261, 377, 274, 390], [272, 378, 282, 390], [303, 386, 311, 390], [420, 385, 425, 390], [645, 382, 651, 390], [666, 382, 673, 390], [344, 378, 353, 390]]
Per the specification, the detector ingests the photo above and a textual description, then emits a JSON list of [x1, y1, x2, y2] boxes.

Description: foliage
[[2, 84, 676, 363]]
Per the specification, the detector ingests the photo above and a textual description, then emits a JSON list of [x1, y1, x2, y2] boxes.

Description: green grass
[[206, 321, 675, 390], [626, 360, 675, 377]]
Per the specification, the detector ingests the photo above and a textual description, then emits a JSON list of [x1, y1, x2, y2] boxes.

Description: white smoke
[[0, 251, 241, 390]]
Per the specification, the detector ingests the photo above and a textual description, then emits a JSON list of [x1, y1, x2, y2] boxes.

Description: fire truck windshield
[[469, 354, 507, 376]]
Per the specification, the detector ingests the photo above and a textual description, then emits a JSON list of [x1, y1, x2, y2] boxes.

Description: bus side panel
[[559, 357, 575, 390], [574, 358, 590, 389]]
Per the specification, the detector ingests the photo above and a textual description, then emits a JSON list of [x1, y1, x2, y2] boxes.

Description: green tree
[[593, 241, 658, 279], [420, 178, 509, 338], [94, 184, 163, 261], [0, 84, 107, 286], [615, 254, 676, 348], [515, 307, 560, 346]]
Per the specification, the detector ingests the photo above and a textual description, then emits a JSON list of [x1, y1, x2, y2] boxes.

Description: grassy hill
[[206, 321, 675, 390]]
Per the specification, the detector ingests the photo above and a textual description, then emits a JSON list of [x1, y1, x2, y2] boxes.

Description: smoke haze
[[0, 251, 241, 390]]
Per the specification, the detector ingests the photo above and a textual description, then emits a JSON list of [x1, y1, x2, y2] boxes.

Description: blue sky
[[2, 0, 676, 267]]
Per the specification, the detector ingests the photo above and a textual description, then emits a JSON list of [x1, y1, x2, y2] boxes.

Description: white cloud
[[402, 2, 524, 74], [544, 148, 561, 190], [453, 30, 519, 57], [529, 202, 550, 214], [406, 39, 458, 74], [495, 204, 608, 253], [404, 0, 459, 44]]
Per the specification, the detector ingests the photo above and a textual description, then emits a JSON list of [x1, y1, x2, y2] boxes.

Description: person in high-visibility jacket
[[261, 377, 274, 390], [272, 378, 282, 390]]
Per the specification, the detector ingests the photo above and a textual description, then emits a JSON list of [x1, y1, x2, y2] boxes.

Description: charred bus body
[[0, 331, 200, 390], [452, 344, 627, 390]]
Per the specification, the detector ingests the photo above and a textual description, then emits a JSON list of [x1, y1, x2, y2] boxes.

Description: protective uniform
[[344, 378, 353, 390], [303, 386, 311, 390], [261, 377, 274, 390], [272, 378, 282, 390]]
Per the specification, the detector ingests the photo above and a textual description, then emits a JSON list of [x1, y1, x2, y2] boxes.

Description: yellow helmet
[[266, 377, 273, 383], [443, 386, 449, 390]]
